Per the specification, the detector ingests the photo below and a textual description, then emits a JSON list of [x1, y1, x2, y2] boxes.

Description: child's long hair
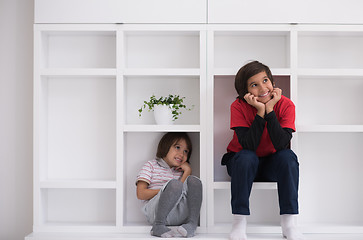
[[156, 132, 192, 162], [235, 61, 275, 101]]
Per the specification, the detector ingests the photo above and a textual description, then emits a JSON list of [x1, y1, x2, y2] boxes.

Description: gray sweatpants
[[142, 176, 200, 226]]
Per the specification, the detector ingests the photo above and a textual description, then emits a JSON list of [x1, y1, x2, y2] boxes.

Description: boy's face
[[164, 139, 189, 168], [247, 71, 274, 104]]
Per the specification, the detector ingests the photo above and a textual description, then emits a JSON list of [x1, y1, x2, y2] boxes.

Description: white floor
[[26, 233, 363, 240]]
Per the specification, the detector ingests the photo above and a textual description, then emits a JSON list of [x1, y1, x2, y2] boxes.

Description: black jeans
[[226, 149, 299, 215]]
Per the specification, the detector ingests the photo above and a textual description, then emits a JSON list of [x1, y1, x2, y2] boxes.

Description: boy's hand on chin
[[265, 88, 282, 113], [244, 93, 266, 117]]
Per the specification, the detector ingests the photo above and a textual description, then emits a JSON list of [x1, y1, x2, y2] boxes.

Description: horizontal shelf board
[[39, 180, 116, 189], [297, 125, 363, 132], [300, 224, 363, 234], [211, 223, 281, 234], [40, 68, 117, 76], [25, 232, 363, 240], [40, 221, 116, 227], [122, 24, 206, 32], [123, 125, 201, 132], [123, 68, 201, 76], [25, 232, 225, 240], [120, 225, 209, 234], [32, 224, 117, 234], [209, 223, 363, 234], [214, 181, 277, 190], [298, 68, 363, 77], [295, 24, 363, 32], [36, 24, 117, 32], [213, 68, 291, 76], [208, 24, 293, 32]]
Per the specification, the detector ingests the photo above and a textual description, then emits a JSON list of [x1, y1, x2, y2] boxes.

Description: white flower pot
[[153, 105, 174, 125]]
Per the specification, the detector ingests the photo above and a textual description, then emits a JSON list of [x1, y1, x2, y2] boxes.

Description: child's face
[[247, 71, 274, 104], [164, 139, 189, 168]]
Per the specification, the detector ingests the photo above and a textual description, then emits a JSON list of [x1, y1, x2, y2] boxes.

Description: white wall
[[0, 0, 34, 240]]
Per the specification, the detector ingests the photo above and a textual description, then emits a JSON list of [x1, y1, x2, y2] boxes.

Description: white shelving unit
[[208, 24, 363, 234], [295, 25, 363, 234], [32, 24, 207, 235], [33, 25, 118, 233], [30, 22, 363, 239]]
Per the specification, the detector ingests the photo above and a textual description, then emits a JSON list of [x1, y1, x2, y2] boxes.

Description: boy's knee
[[275, 149, 296, 158], [233, 150, 259, 168], [274, 149, 299, 170], [227, 150, 258, 177]]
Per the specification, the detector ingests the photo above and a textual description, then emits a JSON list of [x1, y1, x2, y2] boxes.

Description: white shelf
[[123, 68, 201, 76], [298, 68, 363, 77], [40, 68, 117, 76], [210, 223, 281, 234], [213, 68, 291, 76], [297, 125, 363, 133], [300, 224, 363, 234], [25, 232, 226, 240], [123, 125, 201, 132], [213, 182, 277, 190], [34, 24, 117, 32], [207, 24, 292, 31], [39, 180, 116, 189], [25, 232, 363, 240], [36, 221, 117, 228]]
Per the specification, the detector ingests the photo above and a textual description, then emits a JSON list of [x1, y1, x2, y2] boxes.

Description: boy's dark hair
[[156, 132, 192, 162], [235, 61, 274, 100]]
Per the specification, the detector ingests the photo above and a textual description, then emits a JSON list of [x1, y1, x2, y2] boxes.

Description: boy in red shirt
[[222, 61, 304, 240]]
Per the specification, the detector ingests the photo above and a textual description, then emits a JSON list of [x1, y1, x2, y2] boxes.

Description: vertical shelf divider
[[290, 27, 299, 153], [33, 24, 42, 232], [116, 26, 125, 229], [199, 28, 208, 229], [206, 27, 215, 228]]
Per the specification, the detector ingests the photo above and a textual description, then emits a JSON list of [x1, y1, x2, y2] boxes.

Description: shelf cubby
[[124, 76, 200, 125], [298, 31, 363, 69], [122, 132, 200, 226], [38, 76, 116, 181], [297, 76, 363, 126], [214, 189, 280, 228], [213, 31, 290, 70], [213, 75, 291, 182], [298, 132, 363, 226], [123, 31, 200, 69], [40, 188, 116, 227], [41, 31, 116, 69]]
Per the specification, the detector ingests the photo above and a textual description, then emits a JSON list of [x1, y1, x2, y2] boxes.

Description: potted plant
[[138, 94, 192, 124]]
